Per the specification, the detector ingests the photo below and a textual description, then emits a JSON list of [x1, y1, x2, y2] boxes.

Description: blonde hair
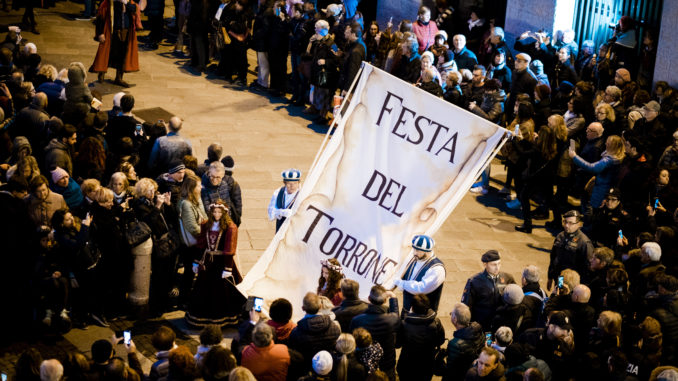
[[17, 155, 40, 179], [228, 367, 256, 381], [598, 310, 622, 338], [81, 178, 101, 196], [548, 114, 568, 141], [605, 135, 626, 161], [108, 172, 129, 192], [38, 64, 58, 81], [93, 187, 114, 205], [596, 103, 616, 122], [135, 178, 158, 200], [335, 334, 356, 381], [560, 269, 580, 291]]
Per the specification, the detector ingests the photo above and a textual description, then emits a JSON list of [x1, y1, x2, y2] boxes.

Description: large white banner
[[238, 64, 508, 313]]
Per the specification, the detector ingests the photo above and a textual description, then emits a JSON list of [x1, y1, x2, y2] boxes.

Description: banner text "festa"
[[376, 91, 458, 164]]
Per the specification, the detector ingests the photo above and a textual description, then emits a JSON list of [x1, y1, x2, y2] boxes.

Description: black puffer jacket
[[443, 322, 484, 381], [332, 298, 368, 333], [288, 314, 341, 368], [396, 309, 446, 381], [349, 304, 401, 373]]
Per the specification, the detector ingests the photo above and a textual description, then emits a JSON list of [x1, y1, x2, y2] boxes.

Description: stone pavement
[[0, 1, 557, 375]]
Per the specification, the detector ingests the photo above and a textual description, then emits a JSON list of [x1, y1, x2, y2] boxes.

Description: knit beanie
[[312, 351, 333, 375], [51, 167, 69, 184], [503, 284, 524, 305]]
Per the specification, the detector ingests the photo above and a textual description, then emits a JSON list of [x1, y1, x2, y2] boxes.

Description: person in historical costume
[[317, 258, 344, 306], [267, 168, 301, 232], [393, 234, 446, 315], [185, 200, 245, 327], [89, 0, 145, 87]]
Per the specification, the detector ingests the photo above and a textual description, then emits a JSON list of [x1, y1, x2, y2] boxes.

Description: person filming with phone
[[547, 210, 593, 291]]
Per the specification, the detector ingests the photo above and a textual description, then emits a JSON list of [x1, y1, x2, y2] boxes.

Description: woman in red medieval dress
[[89, 0, 145, 87], [185, 200, 246, 328]]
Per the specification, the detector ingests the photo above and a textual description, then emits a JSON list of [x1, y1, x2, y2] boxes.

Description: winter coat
[[64, 62, 93, 118], [339, 40, 366, 91], [11, 104, 49, 150], [443, 322, 484, 381], [471, 89, 506, 124], [412, 20, 438, 53], [241, 342, 291, 381], [396, 309, 446, 381], [44, 138, 73, 175], [288, 314, 341, 368], [51, 177, 83, 210], [453, 47, 478, 71], [349, 304, 401, 373], [332, 298, 368, 333], [572, 153, 622, 208]]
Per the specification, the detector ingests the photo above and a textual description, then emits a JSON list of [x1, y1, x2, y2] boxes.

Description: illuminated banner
[[238, 64, 508, 312]]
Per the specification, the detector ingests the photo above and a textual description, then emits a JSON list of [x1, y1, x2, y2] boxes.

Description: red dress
[[89, 0, 141, 73], [185, 221, 245, 327]]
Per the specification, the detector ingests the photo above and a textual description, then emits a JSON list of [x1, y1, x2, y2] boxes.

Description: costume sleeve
[[223, 222, 238, 255], [401, 265, 445, 294], [267, 188, 282, 220]]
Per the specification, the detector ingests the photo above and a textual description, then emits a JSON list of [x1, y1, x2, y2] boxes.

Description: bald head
[[571, 284, 591, 303], [587, 122, 604, 138], [169, 116, 182, 132], [32, 92, 48, 109]]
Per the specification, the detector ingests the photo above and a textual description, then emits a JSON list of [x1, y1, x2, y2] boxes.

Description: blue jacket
[[573, 153, 621, 207], [51, 178, 84, 210]]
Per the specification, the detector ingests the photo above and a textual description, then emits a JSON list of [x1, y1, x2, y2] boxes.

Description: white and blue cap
[[281, 168, 302, 181], [412, 234, 435, 252]]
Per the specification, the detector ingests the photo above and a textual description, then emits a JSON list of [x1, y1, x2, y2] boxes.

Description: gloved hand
[[392, 279, 403, 289], [280, 209, 293, 218]]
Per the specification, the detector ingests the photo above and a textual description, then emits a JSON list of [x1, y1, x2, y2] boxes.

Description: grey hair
[[522, 265, 540, 283], [642, 242, 662, 262], [208, 161, 226, 176], [252, 322, 274, 347], [452, 302, 471, 326]]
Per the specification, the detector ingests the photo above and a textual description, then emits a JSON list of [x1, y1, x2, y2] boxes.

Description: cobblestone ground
[[0, 2, 557, 377]]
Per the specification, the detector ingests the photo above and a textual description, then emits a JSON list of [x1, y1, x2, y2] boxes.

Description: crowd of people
[[2, 0, 678, 380]]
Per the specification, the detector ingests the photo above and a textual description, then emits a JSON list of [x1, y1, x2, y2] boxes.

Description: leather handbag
[[154, 214, 180, 259], [126, 218, 152, 248]]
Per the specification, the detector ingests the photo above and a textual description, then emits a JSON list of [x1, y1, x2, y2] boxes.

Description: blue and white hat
[[412, 234, 435, 252], [281, 168, 302, 181]]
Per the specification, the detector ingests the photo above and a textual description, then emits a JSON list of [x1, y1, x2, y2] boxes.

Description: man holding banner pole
[[392, 235, 446, 315], [267, 168, 301, 232]]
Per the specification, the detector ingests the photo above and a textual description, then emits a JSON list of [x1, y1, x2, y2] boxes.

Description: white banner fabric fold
[[238, 63, 509, 314]]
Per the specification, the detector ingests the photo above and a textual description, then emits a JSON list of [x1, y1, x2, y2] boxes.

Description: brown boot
[[97, 72, 105, 83]]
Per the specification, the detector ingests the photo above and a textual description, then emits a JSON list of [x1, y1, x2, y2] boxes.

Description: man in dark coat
[[396, 294, 445, 381], [507, 52, 537, 119], [11, 92, 49, 152], [464, 347, 506, 381], [339, 22, 365, 94], [547, 210, 593, 291], [332, 279, 367, 332], [452, 34, 478, 71], [350, 285, 400, 381], [461, 250, 515, 331], [443, 302, 484, 381], [288, 292, 341, 370]]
